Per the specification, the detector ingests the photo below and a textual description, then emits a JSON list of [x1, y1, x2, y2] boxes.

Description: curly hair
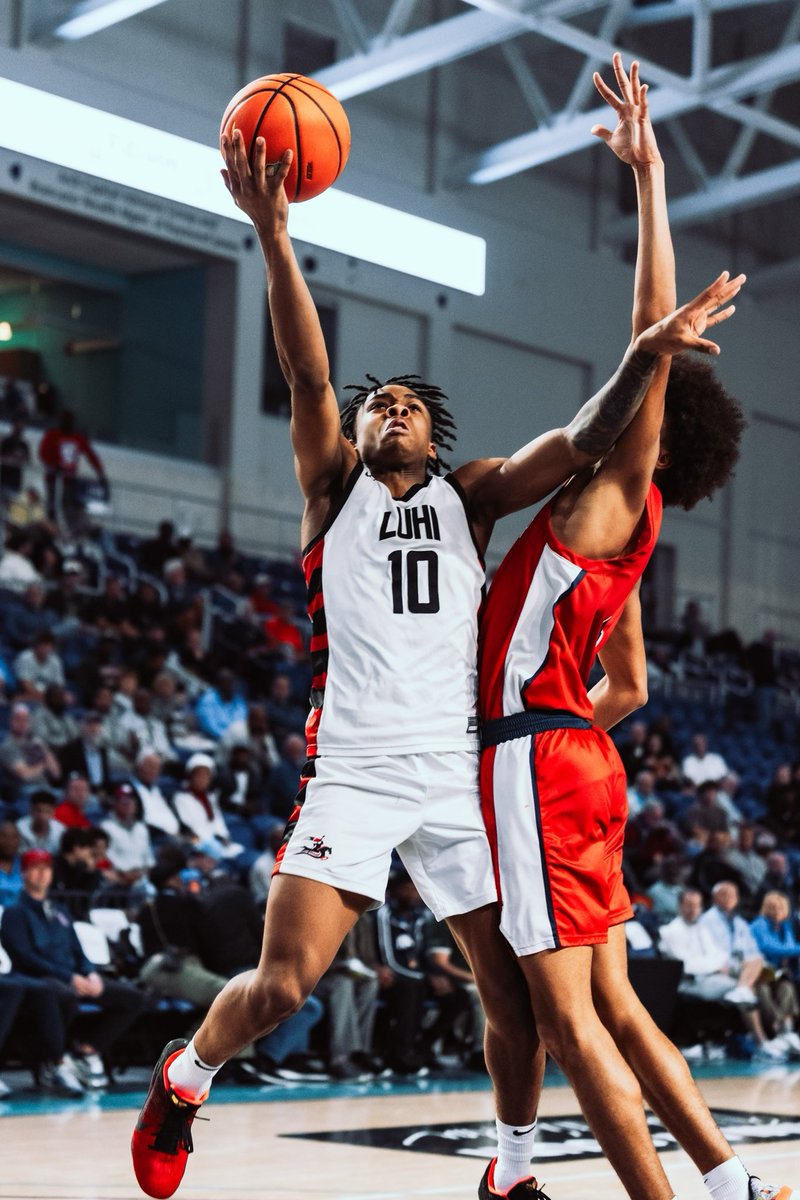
[[339, 373, 457, 476], [658, 354, 747, 511]]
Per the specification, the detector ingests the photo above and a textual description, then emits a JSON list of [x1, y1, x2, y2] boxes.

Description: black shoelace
[[151, 1101, 207, 1155]]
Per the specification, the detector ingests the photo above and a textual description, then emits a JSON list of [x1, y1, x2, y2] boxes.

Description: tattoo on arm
[[568, 347, 658, 458]]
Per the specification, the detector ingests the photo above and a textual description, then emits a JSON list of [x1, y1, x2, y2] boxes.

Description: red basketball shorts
[[480, 724, 632, 956]]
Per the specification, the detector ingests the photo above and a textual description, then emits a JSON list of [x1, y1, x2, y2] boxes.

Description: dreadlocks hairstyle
[[658, 354, 747, 511], [339, 373, 457, 476]]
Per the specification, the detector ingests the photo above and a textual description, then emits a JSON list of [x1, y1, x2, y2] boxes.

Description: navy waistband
[[480, 710, 592, 748]]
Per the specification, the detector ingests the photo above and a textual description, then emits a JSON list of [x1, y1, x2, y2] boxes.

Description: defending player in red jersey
[[477, 56, 794, 1200]]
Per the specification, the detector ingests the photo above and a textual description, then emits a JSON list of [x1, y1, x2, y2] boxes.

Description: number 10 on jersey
[[388, 550, 440, 614]]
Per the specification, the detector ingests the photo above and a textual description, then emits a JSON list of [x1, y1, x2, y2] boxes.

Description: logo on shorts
[[299, 835, 332, 860]]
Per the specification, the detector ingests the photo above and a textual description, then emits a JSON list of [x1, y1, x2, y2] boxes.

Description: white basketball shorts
[[275, 749, 497, 920]]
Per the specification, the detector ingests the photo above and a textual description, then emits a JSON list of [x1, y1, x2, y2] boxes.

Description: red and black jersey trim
[[273, 757, 317, 873], [302, 461, 364, 557]]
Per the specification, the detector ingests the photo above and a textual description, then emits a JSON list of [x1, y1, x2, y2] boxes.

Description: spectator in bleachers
[[173, 754, 241, 859], [116, 687, 176, 766], [6, 485, 48, 535], [100, 783, 155, 890], [618, 720, 648, 782], [750, 892, 800, 1052], [681, 732, 730, 786], [1, 847, 147, 1088], [0, 821, 23, 907], [83, 574, 137, 641], [757, 851, 798, 908], [265, 673, 307, 741], [268, 733, 307, 822], [207, 529, 244, 583], [263, 599, 307, 664], [220, 702, 280, 775], [727, 824, 768, 897], [764, 763, 800, 844], [659, 887, 785, 1062], [163, 558, 193, 613], [30, 684, 79, 752], [624, 798, 685, 888], [217, 743, 268, 824], [0, 530, 42, 592], [150, 671, 191, 745], [682, 780, 732, 837], [0, 416, 31, 499], [38, 408, 106, 529], [196, 669, 247, 741], [0, 703, 60, 793], [642, 730, 682, 791], [129, 749, 181, 842], [60, 710, 113, 800], [248, 823, 284, 906], [175, 528, 209, 585], [626, 768, 657, 818], [49, 559, 88, 632], [14, 630, 66, 703], [688, 830, 750, 901], [139, 520, 176, 577], [54, 773, 96, 829], [177, 625, 219, 683], [0, 972, 85, 1095], [375, 871, 434, 1075], [646, 856, 688, 921], [16, 790, 65, 855], [51, 828, 103, 913], [249, 573, 279, 619], [4, 582, 52, 649], [127, 580, 164, 634], [315, 917, 382, 1079], [678, 599, 709, 653]]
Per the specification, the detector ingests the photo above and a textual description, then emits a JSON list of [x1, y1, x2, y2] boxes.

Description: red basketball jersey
[[479, 483, 662, 723]]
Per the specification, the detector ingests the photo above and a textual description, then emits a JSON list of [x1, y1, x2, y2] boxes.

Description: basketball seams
[[280, 90, 304, 202], [220, 73, 304, 130], [283, 80, 345, 175]]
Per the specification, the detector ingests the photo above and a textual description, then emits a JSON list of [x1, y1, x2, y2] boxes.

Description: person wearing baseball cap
[[0, 840, 149, 1091]]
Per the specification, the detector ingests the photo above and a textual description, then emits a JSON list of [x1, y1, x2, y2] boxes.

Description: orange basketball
[[220, 73, 350, 203]]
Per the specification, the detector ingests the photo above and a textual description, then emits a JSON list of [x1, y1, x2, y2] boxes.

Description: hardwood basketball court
[[1, 1066, 797, 1200]]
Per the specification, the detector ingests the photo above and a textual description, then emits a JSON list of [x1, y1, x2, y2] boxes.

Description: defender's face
[[354, 385, 436, 471]]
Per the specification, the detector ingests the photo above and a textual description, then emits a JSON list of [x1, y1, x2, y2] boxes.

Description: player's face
[[355, 385, 436, 473]]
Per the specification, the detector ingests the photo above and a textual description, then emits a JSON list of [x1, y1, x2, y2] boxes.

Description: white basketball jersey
[[303, 464, 484, 756]]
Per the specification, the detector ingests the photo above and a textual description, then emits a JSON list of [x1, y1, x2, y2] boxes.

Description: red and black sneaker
[[131, 1039, 207, 1199], [479, 1158, 551, 1200]]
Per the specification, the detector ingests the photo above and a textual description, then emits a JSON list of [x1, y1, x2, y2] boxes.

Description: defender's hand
[[220, 129, 292, 233], [636, 271, 746, 357], [591, 53, 661, 168]]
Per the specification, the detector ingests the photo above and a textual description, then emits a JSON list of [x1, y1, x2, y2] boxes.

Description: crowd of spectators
[[0, 503, 798, 1095], [616, 708, 800, 1064]]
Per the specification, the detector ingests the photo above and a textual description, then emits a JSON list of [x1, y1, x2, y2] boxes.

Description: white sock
[[493, 1118, 537, 1194], [704, 1155, 751, 1200], [166, 1037, 222, 1103]]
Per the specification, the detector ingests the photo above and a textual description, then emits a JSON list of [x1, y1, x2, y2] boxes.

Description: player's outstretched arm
[[588, 584, 648, 731], [221, 132, 354, 499], [460, 57, 675, 532]]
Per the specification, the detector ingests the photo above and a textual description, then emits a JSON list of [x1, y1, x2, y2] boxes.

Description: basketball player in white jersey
[[132, 104, 751, 1200]]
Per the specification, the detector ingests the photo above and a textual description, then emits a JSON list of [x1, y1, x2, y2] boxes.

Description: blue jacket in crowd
[[0, 891, 93, 983]]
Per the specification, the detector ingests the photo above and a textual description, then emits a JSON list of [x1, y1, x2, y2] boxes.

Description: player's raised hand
[[591, 53, 661, 168], [635, 271, 746, 357], [220, 130, 292, 231]]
